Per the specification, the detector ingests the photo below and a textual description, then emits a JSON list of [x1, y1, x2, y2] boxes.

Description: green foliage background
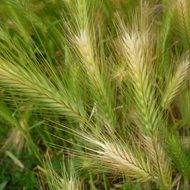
[[0, 0, 190, 189]]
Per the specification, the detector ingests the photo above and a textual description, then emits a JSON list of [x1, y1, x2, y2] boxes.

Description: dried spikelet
[[121, 31, 150, 72], [99, 143, 152, 181], [1, 128, 25, 153], [47, 170, 82, 190], [0, 111, 31, 153], [74, 29, 96, 75], [113, 3, 155, 86], [79, 133, 154, 181], [143, 135, 172, 188], [162, 59, 190, 108], [71, 3, 99, 80], [44, 163, 82, 190], [118, 28, 158, 133]]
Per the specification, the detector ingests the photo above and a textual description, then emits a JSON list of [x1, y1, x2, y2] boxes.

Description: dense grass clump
[[1, 0, 190, 189]]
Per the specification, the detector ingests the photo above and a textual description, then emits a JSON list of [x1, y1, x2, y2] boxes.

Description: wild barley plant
[[0, 0, 190, 189]]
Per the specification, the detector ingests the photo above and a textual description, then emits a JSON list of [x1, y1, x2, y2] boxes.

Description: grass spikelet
[[168, 135, 190, 178], [116, 10, 172, 188], [1, 128, 25, 153], [68, 129, 154, 182], [94, 141, 153, 181], [118, 26, 159, 133], [170, 0, 190, 49], [0, 59, 86, 123], [0, 128, 25, 153], [74, 29, 96, 76], [67, 0, 116, 129], [42, 154, 83, 190], [1, 0, 190, 189], [162, 58, 190, 108], [143, 135, 172, 189]]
